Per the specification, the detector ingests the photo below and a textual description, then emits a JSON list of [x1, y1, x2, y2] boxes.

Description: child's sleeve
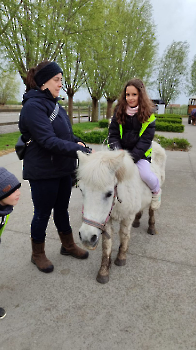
[[108, 114, 122, 150]]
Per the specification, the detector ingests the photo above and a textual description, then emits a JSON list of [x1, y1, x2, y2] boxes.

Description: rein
[[82, 185, 122, 239]]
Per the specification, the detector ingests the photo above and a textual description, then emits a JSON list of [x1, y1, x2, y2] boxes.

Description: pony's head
[[77, 150, 131, 249]]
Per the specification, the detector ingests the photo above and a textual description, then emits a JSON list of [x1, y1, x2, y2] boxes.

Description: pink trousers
[[136, 159, 160, 193]]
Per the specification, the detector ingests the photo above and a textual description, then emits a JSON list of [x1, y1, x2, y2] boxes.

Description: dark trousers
[[29, 176, 72, 242]]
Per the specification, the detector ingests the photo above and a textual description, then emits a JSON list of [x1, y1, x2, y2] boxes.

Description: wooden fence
[[165, 106, 188, 115], [63, 106, 107, 122], [0, 105, 107, 123]]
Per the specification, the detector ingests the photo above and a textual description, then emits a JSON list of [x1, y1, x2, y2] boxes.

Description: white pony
[[77, 141, 166, 284]]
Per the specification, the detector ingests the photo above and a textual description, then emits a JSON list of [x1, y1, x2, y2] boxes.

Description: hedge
[[155, 122, 184, 132], [155, 114, 182, 119], [99, 119, 109, 128], [74, 128, 108, 144], [156, 117, 182, 124]]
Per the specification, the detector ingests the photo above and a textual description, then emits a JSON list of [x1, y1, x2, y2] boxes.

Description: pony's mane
[[77, 150, 135, 190]]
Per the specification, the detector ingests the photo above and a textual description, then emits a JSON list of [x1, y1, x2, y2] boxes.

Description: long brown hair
[[115, 78, 154, 124], [25, 60, 51, 92]]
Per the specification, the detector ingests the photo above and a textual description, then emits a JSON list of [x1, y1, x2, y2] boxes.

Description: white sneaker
[[151, 189, 162, 210]]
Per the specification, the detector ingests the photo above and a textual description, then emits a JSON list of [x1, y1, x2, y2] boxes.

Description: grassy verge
[[73, 122, 99, 131], [154, 135, 191, 151], [0, 122, 191, 156], [0, 131, 20, 155]]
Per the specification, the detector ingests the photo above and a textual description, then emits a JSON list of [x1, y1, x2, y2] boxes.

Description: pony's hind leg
[[96, 224, 113, 284], [147, 207, 157, 235], [132, 211, 143, 228], [115, 218, 131, 266]]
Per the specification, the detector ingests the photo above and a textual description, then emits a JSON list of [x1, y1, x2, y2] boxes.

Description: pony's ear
[[107, 151, 125, 173], [77, 150, 89, 164], [109, 150, 127, 182]]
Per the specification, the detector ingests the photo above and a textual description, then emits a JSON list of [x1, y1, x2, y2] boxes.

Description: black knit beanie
[[0, 167, 21, 200], [34, 62, 63, 87]]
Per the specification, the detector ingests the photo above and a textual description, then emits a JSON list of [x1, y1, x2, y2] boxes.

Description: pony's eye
[[105, 191, 112, 198]]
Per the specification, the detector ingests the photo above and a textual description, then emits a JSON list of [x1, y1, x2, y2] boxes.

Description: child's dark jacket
[[108, 111, 155, 163]]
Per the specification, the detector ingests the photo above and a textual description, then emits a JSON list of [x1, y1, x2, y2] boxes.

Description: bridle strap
[[82, 185, 122, 239], [82, 217, 111, 239]]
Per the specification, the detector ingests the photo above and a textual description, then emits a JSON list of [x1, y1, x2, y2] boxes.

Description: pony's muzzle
[[79, 230, 100, 250]]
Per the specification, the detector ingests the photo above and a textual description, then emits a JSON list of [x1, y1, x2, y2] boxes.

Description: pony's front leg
[[96, 224, 113, 284], [147, 207, 157, 235], [114, 218, 131, 266]]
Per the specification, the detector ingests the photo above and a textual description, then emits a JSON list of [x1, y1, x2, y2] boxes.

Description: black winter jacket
[[19, 88, 90, 180], [108, 111, 155, 163]]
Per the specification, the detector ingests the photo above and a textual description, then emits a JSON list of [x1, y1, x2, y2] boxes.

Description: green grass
[[0, 131, 20, 151], [72, 122, 99, 132]]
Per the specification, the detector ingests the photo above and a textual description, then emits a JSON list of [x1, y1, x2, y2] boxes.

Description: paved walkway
[[0, 119, 196, 350]]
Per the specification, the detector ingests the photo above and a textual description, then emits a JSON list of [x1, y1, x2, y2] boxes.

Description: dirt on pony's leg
[[96, 226, 113, 284], [147, 207, 157, 235], [114, 218, 131, 266], [132, 211, 143, 228]]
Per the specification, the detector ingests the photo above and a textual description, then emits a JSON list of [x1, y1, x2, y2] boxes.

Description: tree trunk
[[92, 97, 98, 122], [106, 98, 115, 119], [67, 87, 74, 125]]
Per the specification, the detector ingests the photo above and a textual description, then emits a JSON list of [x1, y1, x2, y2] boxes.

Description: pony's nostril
[[91, 235, 98, 245], [79, 232, 82, 241]]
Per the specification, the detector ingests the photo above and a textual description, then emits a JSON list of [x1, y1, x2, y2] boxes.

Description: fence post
[[78, 106, 80, 123], [88, 106, 91, 121]]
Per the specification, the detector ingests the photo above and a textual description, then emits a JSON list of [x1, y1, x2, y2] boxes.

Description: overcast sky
[[19, 0, 196, 105], [145, 0, 196, 104], [151, 0, 196, 58]]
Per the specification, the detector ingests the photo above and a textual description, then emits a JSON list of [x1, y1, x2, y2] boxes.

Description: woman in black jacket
[[19, 60, 92, 273], [108, 78, 161, 210]]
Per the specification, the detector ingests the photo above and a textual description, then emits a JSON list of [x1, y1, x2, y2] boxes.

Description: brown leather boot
[[31, 240, 54, 273], [59, 231, 89, 259]]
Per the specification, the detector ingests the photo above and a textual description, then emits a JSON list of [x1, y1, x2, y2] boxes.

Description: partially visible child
[[108, 78, 161, 210], [0, 167, 21, 319]]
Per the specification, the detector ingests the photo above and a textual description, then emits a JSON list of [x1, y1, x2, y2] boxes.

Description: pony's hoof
[[147, 227, 157, 235], [96, 273, 109, 284], [114, 258, 126, 266], [132, 220, 140, 228]]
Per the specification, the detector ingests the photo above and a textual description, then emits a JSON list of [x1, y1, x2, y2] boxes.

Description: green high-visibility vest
[[119, 113, 156, 158], [0, 214, 10, 237]]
